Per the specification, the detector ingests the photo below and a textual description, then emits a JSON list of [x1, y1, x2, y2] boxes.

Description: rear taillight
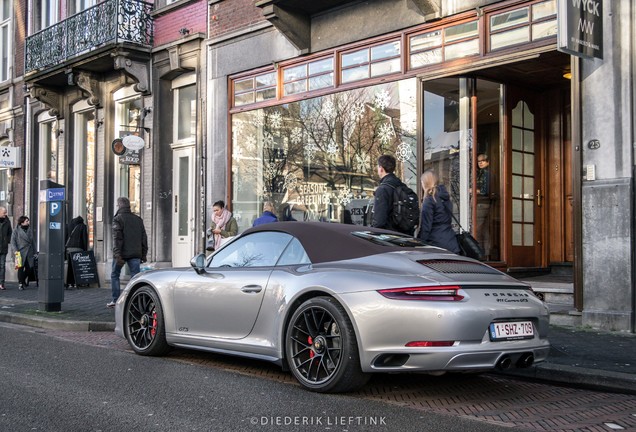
[[378, 286, 464, 301]]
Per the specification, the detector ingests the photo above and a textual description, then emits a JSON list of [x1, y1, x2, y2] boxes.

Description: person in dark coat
[[371, 154, 403, 231], [65, 215, 89, 288], [252, 201, 278, 227], [10, 216, 36, 290], [418, 170, 461, 254], [0, 206, 12, 290], [109, 197, 148, 308]]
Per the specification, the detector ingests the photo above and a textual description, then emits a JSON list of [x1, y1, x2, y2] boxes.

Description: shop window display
[[231, 79, 418, 232]]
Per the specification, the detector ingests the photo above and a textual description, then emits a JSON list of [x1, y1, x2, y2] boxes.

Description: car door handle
[[241, 285, 263, 293]]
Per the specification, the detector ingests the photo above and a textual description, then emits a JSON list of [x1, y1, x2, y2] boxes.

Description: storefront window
[[115, 95, 142, 214], [73, 107, 96, 249], [231, 79, 418, 231]]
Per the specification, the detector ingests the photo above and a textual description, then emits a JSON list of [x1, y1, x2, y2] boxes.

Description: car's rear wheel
[[285, 296, 369, 393], [124, 286, 170, 356]]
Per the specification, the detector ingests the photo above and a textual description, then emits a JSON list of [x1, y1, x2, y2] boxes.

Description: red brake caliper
[[308, 336, 314, 358], [151, 310, 157, 337]]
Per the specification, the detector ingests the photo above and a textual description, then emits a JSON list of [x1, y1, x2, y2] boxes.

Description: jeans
[[111, 257, 141, 302], [0, 252, 6, 285]]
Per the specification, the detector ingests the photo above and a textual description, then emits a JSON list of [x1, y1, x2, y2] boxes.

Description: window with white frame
[[38, 114, 59, 183], [172, 74, 196, 144], [114, 87, 142, 215], [75, 0, 96, 13], [0, 0, 10, 82]]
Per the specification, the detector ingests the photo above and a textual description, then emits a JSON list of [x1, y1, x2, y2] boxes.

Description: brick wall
[[154, 0, 208, 47], [208, 0, 265, 40]]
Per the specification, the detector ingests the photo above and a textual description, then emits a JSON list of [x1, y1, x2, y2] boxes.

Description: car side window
[[277, 238, 311, 266], [208, 232, 293, 268]]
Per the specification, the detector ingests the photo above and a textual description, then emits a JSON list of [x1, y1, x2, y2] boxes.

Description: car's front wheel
[[285, 296, 369, 393], [124, 286, 170, 356]]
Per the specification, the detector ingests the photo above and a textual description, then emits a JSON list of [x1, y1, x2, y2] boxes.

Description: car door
[[172, 231, 293, 339]]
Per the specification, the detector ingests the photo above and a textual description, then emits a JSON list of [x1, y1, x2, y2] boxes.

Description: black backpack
[[389, 183, 420, 235]]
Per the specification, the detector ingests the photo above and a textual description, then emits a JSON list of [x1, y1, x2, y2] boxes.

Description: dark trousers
[[17, 261, 31, 286]]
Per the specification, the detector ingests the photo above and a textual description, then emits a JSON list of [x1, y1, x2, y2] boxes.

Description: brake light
[[378, 286, 464, 301], [405, 341, 455, 347]]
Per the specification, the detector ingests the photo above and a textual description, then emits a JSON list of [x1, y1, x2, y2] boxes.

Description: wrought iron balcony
[[25, 0, 153, 74]]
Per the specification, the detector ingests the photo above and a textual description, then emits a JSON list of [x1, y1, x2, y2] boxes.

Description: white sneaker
[[106, 301, 116, 308]]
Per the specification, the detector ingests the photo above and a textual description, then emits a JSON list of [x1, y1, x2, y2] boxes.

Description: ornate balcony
[[25, 0, 153, 75]]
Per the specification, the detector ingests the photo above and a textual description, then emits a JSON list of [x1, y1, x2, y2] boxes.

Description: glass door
[[172, 146, 194, 266], [423, 77, 501, 261]]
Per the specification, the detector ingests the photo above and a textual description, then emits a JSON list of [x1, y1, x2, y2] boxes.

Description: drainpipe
[[631, 0, 636, 332]]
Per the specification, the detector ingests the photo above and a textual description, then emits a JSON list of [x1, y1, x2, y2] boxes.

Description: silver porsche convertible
[[115, 222, 550, 393]]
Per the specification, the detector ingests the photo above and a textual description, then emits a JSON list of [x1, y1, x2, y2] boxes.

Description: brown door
[[506, 87, 543, 268]]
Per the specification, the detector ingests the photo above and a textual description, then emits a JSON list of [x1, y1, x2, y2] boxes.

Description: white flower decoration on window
[[291, 127, 303, 144], [378, 123, 395, 144], [350, 102, 365, 122], [322, 100, 337, 121], [304, 141, 318, 162], [263, 132, 276, 149], [265, 162, 277, 179], [374, 90, 391, 111], [269, 112, 283, 129], [396, 142, 413, 162], [252, 111, 265, 127], [337, 187, 353, 206], [355, 152, 370, 173], [284, 173, 298, 191], [245, 134, 257, 151]]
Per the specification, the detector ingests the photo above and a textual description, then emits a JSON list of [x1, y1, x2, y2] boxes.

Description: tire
[[124, 286, 170, 356], [285, 296, 369, 393]]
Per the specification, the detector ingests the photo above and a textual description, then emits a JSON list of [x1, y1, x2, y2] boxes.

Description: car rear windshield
[[351, 231, 428, 247]]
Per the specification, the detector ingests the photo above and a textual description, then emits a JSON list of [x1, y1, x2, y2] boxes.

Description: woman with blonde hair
[[418, 170, 461, 254]]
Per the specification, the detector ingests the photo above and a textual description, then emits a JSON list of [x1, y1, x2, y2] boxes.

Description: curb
[[0, 311, 115, 332], [499, 363, 636, 395]]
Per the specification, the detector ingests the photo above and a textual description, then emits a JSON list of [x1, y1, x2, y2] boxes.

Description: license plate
[[489, 321, 534, 341]]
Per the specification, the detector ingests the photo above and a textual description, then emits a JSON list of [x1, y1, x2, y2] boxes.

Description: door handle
[[536, 189, 542, 207], [241, 285, 263, 293], [174, 195, 178, 212]]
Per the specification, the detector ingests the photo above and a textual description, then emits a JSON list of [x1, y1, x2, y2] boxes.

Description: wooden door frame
[[503, 85, 546, 270]]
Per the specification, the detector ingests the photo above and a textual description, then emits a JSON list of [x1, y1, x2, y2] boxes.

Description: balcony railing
[[25, 0, 153, 74]]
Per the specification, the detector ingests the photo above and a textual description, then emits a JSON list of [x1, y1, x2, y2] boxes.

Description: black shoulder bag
[[450, 213, 485, 261]]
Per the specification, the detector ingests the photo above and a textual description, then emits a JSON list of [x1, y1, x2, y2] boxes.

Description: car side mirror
[[190, 253, 206, 274]]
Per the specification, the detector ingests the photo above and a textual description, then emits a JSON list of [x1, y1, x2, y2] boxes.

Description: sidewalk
[[0, 282, 634, 394]]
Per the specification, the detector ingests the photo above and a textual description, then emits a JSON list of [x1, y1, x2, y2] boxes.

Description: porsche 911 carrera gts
[[115, 222, 550, 393]]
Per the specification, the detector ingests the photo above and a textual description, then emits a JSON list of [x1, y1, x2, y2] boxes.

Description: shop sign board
[[558, 0, 603, 59]]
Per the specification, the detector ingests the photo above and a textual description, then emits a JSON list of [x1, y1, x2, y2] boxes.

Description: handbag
[[14, 251, 22, 269], [205, 235, 215, 251], [218, 236, 235, 248], [450, 214, 485, 261]]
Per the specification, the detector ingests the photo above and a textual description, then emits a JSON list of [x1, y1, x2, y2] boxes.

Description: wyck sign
[[558, 0, 603, 59]]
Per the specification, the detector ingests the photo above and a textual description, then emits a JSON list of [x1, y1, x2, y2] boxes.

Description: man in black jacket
[[371, 155, 403, 231], [0, 206, 12, 290], [108, 197, 148, 308]]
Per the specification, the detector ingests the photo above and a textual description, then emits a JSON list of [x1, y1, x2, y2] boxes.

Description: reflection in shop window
[[230, 79, 417, 232]]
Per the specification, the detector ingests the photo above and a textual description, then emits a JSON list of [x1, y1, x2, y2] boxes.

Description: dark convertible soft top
[[241, 221, 431, 264]]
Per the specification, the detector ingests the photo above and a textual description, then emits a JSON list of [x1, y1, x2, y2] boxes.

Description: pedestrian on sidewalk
[[10, 216, 35, 290], [252, 201, 278, 227], [0, 206, 12, 290], [109, 197, 148, 308], [206, 200, 238, 251], [65, 215, 88, 289]]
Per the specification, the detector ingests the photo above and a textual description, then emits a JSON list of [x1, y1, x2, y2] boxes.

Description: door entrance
[[172, 146, 195, 267], [506, 87, 543, 268]]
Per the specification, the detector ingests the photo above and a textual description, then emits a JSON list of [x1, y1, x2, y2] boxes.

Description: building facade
[[20, 0, 207, 281], [206, 0, 634, 332]]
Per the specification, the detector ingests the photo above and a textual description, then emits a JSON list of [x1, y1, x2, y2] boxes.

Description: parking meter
[[38, 180, 65, 312]]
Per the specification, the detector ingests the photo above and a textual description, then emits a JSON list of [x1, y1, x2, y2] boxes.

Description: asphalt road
[[0, 323, 512, 432]]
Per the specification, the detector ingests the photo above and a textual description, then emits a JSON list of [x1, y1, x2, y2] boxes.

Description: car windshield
[[351, 231, 428, 247]]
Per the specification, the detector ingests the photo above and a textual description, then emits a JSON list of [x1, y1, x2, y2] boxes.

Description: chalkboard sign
[[69, 251, 100, 286]]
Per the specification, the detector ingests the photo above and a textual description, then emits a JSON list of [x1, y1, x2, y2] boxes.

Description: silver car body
[[115, 222, 549, 375]]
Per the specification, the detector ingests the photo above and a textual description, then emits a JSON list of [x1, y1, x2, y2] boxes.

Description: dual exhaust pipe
[[496, 352, 534, 370]]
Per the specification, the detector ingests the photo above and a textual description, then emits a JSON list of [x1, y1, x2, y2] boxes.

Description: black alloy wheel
[[286, 297, 368, 393], [125, 286, 170, 356]]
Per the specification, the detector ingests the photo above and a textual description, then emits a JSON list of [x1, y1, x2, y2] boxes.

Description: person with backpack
[[371, 154, 419, 235], [418, 170, 461, 254]]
